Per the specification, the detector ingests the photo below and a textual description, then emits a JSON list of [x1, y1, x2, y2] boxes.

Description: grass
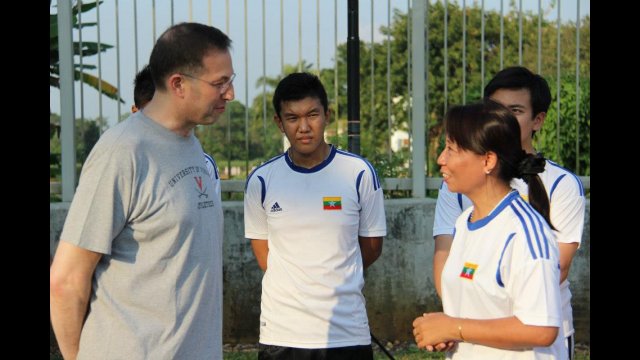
[[221, 344, 590, 359], [51, 344, 590, 359]]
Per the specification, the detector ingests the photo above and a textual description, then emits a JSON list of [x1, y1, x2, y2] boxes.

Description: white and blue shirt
[[442, 190, 565, 359], [434, 159, 585, 336], [244, 145, 387, 348]]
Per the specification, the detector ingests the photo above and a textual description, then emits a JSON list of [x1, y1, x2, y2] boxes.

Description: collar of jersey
[[467, 190, 520, 231], [284, 145, 337, 173]]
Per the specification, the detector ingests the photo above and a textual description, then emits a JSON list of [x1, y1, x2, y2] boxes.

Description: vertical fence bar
[[347, 0, 360, 155], [226, 0, 231, 178], [425, 0, 429, 177], [281, 0, 284, 75], [463, 0, 466, 103], [500, 0, 503, 69], [556, 0, 561, 161], [262, 0, 267, 138], [96, 0, 103, 131], [170, 0, 174, 25], [115, 0, 121, 122], [78, 0, 85, 129], [334, 0, 339, 143], [407, 0, 412, 144], [208, 0, 212, 25], [189, 0, 193, 22], [481, 0, 485, 90], [59, 0, 76, 201], [444, 0, 448, 114], [370, 0, 375, 135], [411, 0, 425, 198], [134, 0, 138, 72], [298, 0, 302, 71], [244, 0, 250, 176], [152, 0, 156, 41], [518, 0, 522, 65], [317, 0, 320, 74], [575, 0, 580, 173], [386, 0, 392, 160], [537, 0, 542, 74]]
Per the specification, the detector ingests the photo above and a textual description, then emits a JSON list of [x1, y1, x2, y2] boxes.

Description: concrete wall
[[50, 199, 590, 344]]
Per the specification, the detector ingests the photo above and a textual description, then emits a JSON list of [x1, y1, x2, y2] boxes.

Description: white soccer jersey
[[434, 159, 585, 336], [244, 145, 387, 348], [204, 152, 221, 199], [442, 190, 565, 360]]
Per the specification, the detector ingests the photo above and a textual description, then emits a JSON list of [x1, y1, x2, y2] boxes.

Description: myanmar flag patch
[[323, 196, 342, 210], [460, 262, 478, 280]]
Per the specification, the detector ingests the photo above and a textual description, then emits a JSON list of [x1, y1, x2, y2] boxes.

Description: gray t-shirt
[[61, 112, 223, 359]]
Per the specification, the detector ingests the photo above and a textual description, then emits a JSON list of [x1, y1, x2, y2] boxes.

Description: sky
[[50, 0, 590, 129]]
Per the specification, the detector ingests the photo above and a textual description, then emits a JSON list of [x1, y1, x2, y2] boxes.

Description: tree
[[196, 2, 590, 179], [50, 0, 123, 103]]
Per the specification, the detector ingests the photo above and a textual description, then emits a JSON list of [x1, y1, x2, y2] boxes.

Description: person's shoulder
[[542, 159, 585, 198], [334, 148, 375, 170], [248, 153, 286, 179], [90, 117, 142, 154]]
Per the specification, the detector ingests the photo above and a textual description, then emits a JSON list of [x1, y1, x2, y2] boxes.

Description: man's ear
[[168, 74, 186, 97], [532, 111, 546, 132], [273, 114, 284, 133], [324, 108, 331, 124]]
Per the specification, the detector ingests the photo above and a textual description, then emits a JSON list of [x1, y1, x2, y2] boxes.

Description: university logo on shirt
[[323, 196, 342, 210], [460, 262, 478, 280]]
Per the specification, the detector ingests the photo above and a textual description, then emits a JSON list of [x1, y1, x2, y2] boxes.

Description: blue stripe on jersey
[[439, 180, 445, 190], [512, 198, 545, 259], [509, 204, 539, 260], [257, 176, 266, 208], [496, 233, 517, 288], [336, 149, 380, 191], [516, 197, 551, 259], [547, 160, 585, 196], [245, 153, 285, 191], [457, 193, 463, 211], [356, 170, 365, 203], [549, 174, 566, 200], [203, 153, 219, 179]]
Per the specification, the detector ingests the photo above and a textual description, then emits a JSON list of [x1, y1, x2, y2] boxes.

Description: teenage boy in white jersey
[[244, 72, 387, 359], [432, 66, 585, 359]]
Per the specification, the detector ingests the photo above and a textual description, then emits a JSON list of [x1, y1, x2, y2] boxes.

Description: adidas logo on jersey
[[270, 202, 283, 212]]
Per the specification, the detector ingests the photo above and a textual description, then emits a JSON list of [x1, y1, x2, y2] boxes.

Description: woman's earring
[[485, 169, 491, 175]]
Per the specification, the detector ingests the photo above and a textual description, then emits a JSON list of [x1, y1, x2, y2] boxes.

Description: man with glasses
[[50, 23, 235, 360], [132, 64, 222, 195]]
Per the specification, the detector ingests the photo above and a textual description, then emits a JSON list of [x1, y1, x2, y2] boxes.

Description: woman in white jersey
[[413, 99, 566, 359]]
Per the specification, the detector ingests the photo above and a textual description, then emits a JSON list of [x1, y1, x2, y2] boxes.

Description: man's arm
[[250, 239, 269, 271], [433, 234, 454, 298], [358, 236, 383, 269], [558, 242, 579, 283], [50, 241, 102, 360]]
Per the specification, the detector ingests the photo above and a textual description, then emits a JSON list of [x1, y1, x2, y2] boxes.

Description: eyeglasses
[[180, 72, 236, 93]]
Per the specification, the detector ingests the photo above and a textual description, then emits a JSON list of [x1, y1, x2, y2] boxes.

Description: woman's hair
[[444, 99, 554, 229]]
